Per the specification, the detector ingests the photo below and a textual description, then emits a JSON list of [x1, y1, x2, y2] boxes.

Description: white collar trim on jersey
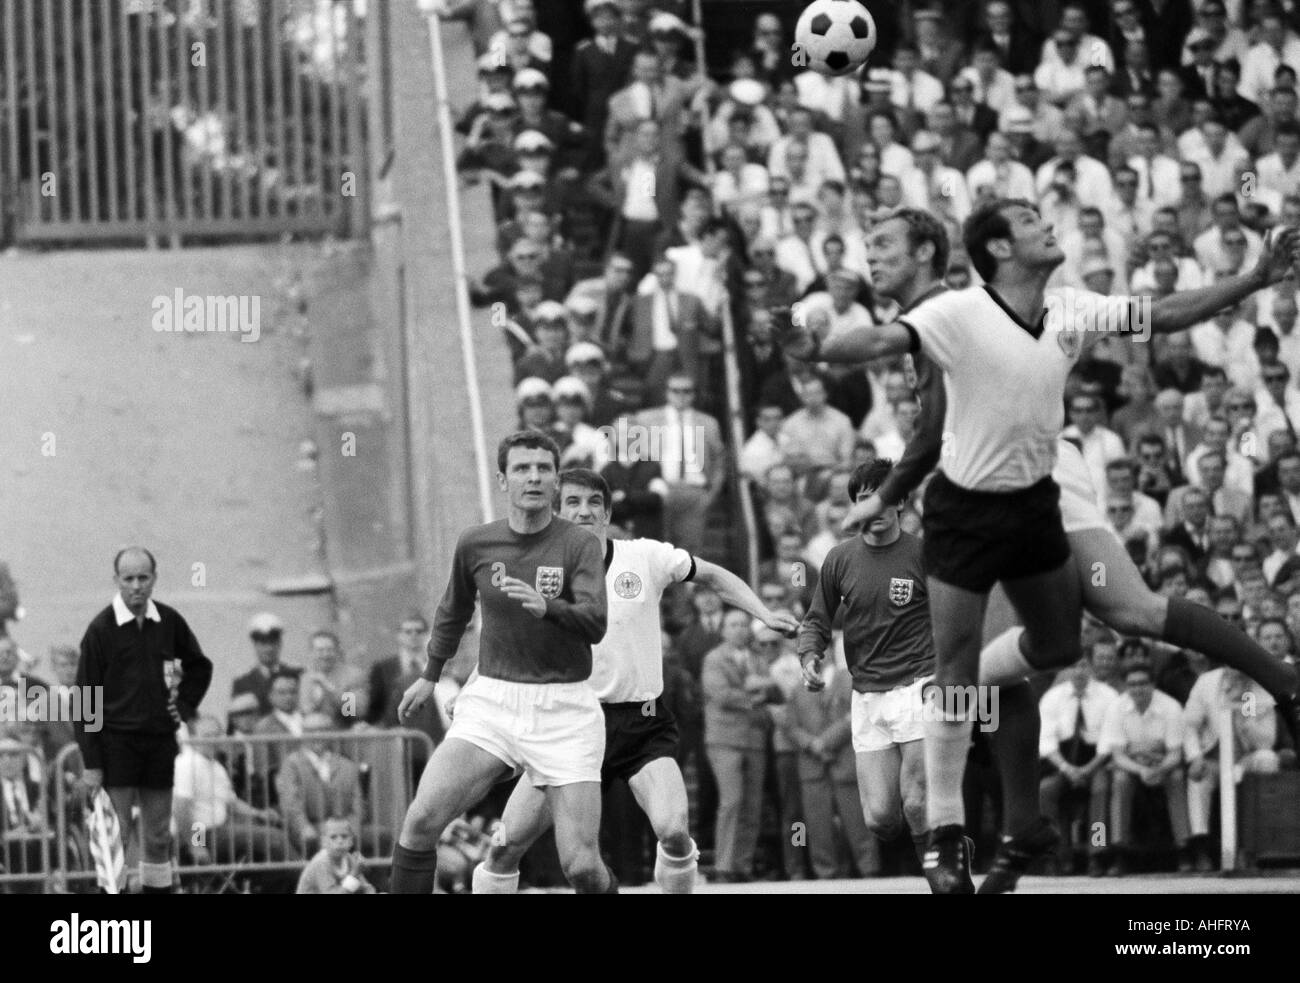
[[113, 594, 161, 626]]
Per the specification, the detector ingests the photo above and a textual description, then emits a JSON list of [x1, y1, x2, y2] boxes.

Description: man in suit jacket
[[779, 652, 877, 879], [603, 49, 695, 165], [634, 372, 725, 555], [367, 613, 444, 769], [632, 255, 703, 396], [565, 256, 636, 366], [1163, 486, 1212, 564], [569, 0, 636, 165], [275, 715, 365, 856], [702, 609, 784, 881], [252, 670, 305, 805], [230, 612, 302, 716]]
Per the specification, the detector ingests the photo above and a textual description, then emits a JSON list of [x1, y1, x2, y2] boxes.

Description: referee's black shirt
[[75, 597, 213, 770]]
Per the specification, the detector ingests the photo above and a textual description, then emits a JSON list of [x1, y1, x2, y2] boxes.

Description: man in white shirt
[[777, 202, 828, 294], [1194, 196, 1264, 274], [1184, 415, 1255, 501], [1260, 291, 1300, 373], [887, 42, 944, 114], [768, 106, 846, 189], [1001, 77, 1065, 144], [1256, 121, 1300, 200], [899, 130, 971, 226], [1263, 511, 1300, 586], [1191, 304, 1259, 389], [1098, 661, 1192, 875], [1240, 10, 1300, 106], [1057, 207, 1129, 288], [966, 131, 1036, 205], [1038, 646, 1119, 876], [1062, 393, 1126, 500], [799, 269, 874, 341], [666, 218, 729, 320], [1256, 359, 1300, 443], [1130, 230, 1206, 293], [777, 374, 856, 477], [1035, 128, 1114, 209], [1183, 667, 1278, 870], [1035, 27, 1108, 106], [1103, 165, 1155, 247], [1185, 116, 1252, 198], [740, 404, 786, 485], [1127, 122, 1182, 210], [958, 44, 1016, 114], [1104, 458, 1164, 533]]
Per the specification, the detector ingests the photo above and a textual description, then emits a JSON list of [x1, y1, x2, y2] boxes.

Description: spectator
[[366, 612, 442, 754], [295, 817, 376, 894], [603, 49, 692, 163], [1099, 660, 1193, 875], [513, 301, 571, 384], [553, 376, 608, 468], [900, 130, 972, 225], [565, 342, 633, 428], [174, 716, 288, 872], [600, 414, 667, 540], [253, 669, 306, 801], [570, 0, 635, 166], [1135, 432, 1177, 506], [633, 372, 724, 555], [632, 256, 702, 398], [777, 375, 855, 480], [966, 130, 1037, 203], [760, 462, 818, 544], [740, 403, 786, 486], [0, 733, 48, 892], [1038, 645, 1120, 876], [1183, 666, 1279, 870], [1240, 10, 1300, 106], [300, 630, 369, 728], [759, 623, 807, 880], [1063, 393, 1126, 497], [702, 608, 783, 882], [515, 376, 557, 435], [781, 642, 876, 879], [232, 612, 301, 717], [275, 715, 366, 859]]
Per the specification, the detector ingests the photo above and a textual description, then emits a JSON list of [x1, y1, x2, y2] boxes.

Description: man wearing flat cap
[[572, 0, 636, 168]]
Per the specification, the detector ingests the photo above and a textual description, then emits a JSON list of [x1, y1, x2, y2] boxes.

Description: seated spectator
[[225, 692, 267, 809], [1099, 660, 1192, 875], [1039, 645, 1119, 876], [777, 375, 855, 481], [295, 817, 376, 895], [252, 669, 306, 801], [275, 714, 365, 858], [300, 630, 369, 728], [0, 732, 49, 892], [760, 463, 818, 544], [174, 716, 289, 872], [740, 403, 785, 486]]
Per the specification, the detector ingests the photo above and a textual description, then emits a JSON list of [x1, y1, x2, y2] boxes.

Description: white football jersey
[[899, 285, 1087, 492], [590, 538, 694, 703]]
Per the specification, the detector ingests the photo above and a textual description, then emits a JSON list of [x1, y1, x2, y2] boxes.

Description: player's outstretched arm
[[775, 307, 915, 364], [693, 559, 799, 635], [1148, 227, 1300, 335]]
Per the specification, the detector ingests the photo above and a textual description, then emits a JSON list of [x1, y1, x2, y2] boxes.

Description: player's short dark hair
[[497, 430, 561, 473], [963, 198, 1036, 282], [113, 547, 157, 575], [847, 458, 896, 502], [884, 207, 950, 277], [558, 468, 612, 513]]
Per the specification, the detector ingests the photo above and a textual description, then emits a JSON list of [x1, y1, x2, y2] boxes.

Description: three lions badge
[[535, 566, 565, 599], [888, 577, 914, 607]]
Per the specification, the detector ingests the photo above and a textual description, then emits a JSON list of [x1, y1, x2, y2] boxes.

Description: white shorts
[[1054, 438, 1108, 535], [445, 675, 605, 787], [851, 676, 931, 754]]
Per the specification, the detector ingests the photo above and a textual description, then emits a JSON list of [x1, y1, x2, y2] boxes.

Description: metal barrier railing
[[0, 748, 54, 891], [0, 0, 368, 247], [51, 728, 433, 890]]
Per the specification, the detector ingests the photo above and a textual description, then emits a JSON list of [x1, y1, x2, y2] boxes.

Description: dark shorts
[[100, 730, 179, 790], [921, 472, 1071, 594], [601, 698, 680, 787]]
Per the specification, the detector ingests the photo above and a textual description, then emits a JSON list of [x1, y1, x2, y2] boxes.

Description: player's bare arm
[[797, 554, 843, 692], [1146, 227, 1300, 335], [776, 306, 915, 364], [693, 559, 800, 635]]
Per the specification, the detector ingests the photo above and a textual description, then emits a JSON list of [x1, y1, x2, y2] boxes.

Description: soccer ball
[[795, 0, 877, 77]]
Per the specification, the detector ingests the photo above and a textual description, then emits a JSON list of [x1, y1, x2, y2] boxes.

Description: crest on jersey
[[535, 566, 565, 599], [613, 571, 643, 599], [1056, 327, 1083, 359], [889, 578, 914, 606]]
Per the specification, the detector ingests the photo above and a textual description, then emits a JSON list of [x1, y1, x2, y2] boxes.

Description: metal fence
[[0, 0, 369, 246], [0, 750, 55, 892], [28, 728, 433, 893]]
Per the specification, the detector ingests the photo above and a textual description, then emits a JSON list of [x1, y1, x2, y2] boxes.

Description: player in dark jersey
[[829, 207, 1300, 893], [799, 458, 936, 877], [389, 431, 616, 894]]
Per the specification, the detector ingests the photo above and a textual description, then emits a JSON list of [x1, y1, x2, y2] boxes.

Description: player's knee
[[561, 847, 607, 892], [485, 829, 526, 873], [862, 802, 902, 840], [400, 805, 450, 851], [658, 824, 692, 858]]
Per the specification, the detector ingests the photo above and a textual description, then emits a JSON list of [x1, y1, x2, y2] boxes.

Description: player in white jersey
[[472, 468, 799, 893], [783, 200, 1300, 892]]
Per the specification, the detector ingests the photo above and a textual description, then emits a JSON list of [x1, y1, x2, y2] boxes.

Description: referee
[[76, 547, 212, 894]]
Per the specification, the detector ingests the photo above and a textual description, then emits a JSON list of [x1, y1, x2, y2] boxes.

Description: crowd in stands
[[449, 0, 1300, 881]]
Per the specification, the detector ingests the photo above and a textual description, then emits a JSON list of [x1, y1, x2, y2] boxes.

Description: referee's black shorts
[[100, 730, 179, 790], [922, 471, 1071, 594], [601, 698, 680, 788]]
